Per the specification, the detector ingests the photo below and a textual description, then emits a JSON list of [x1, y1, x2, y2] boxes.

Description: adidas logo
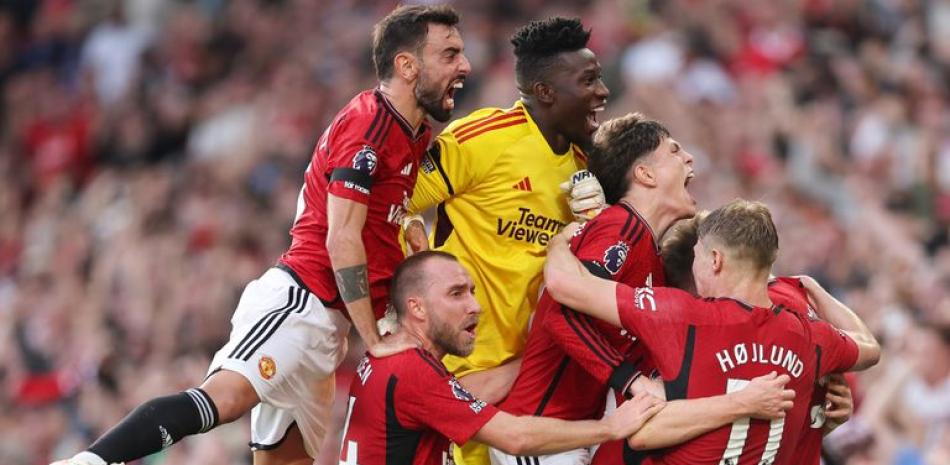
[[159, 425, 173, 449], [401, 163, 413, 176], [512, 176, 532, 191]]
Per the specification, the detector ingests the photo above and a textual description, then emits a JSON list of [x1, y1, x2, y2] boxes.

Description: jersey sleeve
[[615, 286, 692, 348], [402, 361, 500, 445], [539, 214, 644, 393], [409, 132, 477, 213], [810, 320, 860, 376], [540, 294, 639, 394], [325, 113, 384, 204]]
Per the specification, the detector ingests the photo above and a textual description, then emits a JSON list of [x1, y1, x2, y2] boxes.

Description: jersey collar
[[516, 99, 584, 158], [374, 88, 431, 142], [619, 201, 660, 253]]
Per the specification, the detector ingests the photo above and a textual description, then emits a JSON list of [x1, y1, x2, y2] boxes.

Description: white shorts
[[207, 267, 351, 456], [489, 447, 591, 465]]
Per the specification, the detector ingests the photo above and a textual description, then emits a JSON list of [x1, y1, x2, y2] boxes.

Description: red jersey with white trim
[[500, 203, 663, 420], [280, 89, 430, 318], [613, 285, 859, 465], [340, 349, 500, 465]]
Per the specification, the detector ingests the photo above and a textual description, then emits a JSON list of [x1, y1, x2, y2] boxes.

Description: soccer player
[[542, 199, 881, 465], [659, 214, 859, 465], [51, 5, 471, 465], [496, 114, 792, 465], [340, 251, 666, 465], [403, 17, 609, 465]]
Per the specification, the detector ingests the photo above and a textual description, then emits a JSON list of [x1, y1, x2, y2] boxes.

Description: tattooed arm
[[327, 193, 407, 356]]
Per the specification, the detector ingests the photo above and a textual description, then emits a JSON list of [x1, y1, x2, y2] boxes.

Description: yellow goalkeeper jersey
[[410, 100, 586, 377]]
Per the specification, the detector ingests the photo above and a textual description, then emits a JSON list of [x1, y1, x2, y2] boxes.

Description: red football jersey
[[340, 349, 500, 465], [280, 89, 430, 318], [500, 203, 664, 421], [613, 285, 859, 465], [767, 277, 839, 465]]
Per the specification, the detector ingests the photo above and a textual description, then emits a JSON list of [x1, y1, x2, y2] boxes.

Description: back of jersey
[[615, 287, 822, 465]]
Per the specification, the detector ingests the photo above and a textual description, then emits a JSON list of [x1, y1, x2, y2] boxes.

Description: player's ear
[[394, 51, 418, 81], [633, 163, 656, 188], [711, 249, 724, 274], [406, 296, 425, 320], [534, 81, 555, 105]]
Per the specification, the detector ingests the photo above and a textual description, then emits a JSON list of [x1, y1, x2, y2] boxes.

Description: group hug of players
[[53, 4, 881, 465]]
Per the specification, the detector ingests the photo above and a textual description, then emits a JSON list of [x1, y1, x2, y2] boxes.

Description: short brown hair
[[389, 250, 458, 319], [660, 211, 708, 290], [372, 5, 461, 81], [589, 113, 670, 204], [697, 200, 779, 272]]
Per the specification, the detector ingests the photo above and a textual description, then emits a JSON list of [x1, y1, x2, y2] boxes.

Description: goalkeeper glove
[[560, 169, 606, 221]]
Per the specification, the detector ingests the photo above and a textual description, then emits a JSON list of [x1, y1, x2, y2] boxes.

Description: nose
[[595, 79, 610, 100], [466, 293, 481, 315], [683, 149, 694, 165], [458, 53, 472, 76]]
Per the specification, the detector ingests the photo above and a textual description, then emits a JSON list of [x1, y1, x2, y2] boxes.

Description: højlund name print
[[715, 343, 805, 378]]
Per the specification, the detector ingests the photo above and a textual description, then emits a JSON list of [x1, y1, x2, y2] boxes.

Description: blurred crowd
[[0, 0, 946, 464]]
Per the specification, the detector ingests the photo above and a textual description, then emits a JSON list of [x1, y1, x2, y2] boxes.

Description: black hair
[[372, 5, 460, 81], [510, 17, 590, 90]]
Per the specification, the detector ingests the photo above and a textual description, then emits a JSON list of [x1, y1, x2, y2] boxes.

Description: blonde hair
[[697, 199, 778, 272]]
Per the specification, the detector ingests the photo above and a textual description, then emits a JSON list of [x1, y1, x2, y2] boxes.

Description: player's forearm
[[507, 416, 613, 455], [457, 359, 522, 405], [627, 396, 742, 450], [543, 239, 620, 327], [328, 235, 380, 348]]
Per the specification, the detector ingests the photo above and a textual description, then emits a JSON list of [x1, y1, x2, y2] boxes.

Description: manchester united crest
[[258, 356, 277, 380]]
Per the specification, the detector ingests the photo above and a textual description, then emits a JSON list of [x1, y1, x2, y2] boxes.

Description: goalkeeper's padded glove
[[560, 169, 606, 221]]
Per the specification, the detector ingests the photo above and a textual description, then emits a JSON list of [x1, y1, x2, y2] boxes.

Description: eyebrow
[[448, 282, 469, 293]]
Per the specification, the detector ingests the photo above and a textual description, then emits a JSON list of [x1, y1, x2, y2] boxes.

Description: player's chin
[[448, 339, 475, 358]]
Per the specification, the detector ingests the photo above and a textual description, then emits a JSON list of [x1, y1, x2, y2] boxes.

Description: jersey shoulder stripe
[[457, 116, 529, 144], [450, 105, 523, 137]]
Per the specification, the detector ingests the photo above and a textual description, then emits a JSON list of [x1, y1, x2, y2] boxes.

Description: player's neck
[[522, 99, 570, 154], [394, 324, 444, 358], [378, 81, 427, 132], [621, 191, 679, 239], [713, 270, 773, 308]]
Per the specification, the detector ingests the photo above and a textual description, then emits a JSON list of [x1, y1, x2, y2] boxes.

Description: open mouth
[[586, 104, 606, 133], [462, 321, 477, 337], [685, 171, 696, 204], [445, 79, 465, 110]]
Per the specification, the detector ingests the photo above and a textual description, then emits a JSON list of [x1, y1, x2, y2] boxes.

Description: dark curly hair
[[510, 17, 590, 90], [372, 5, 460, 80], [588, 113, 670, 204]]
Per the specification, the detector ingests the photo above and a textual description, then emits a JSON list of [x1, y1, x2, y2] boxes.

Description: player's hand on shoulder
[[605, 391, 666, 440], [738, 371, 795, 420], [402, 214, 429, 255], [560, 170, 605, 222], [369, 334, 418, 358]]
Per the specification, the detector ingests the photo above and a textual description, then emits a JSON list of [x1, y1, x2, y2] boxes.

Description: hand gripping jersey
[[280, 89, 430, 319], [611, 285, 858, 465], [340, 349, 500, 465], [409, 101, 588, 378]]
